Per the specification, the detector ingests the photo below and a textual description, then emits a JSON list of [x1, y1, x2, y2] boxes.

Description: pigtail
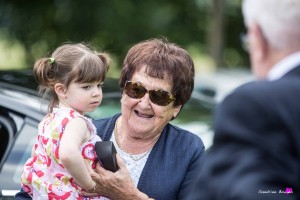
[[33, 57, 57, 112], [33, 58, 52, 86]]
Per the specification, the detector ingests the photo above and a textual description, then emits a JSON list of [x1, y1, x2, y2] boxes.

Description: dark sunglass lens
[[125, 82, 146, 99], [149, 90, 171, 106]]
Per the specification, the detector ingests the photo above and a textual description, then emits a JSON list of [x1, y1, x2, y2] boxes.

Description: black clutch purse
[[95, 141, 118, 172]]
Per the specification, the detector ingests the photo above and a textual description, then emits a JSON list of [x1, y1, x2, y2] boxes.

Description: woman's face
[[120, 67, 182, 139]]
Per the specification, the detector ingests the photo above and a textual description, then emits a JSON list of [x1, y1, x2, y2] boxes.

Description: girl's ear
[[54, 83, 67, 98]]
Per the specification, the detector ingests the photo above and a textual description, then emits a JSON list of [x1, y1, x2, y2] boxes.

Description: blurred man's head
[[242, 0, 300, 78]]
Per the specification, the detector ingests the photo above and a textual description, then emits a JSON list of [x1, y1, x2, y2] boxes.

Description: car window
[[0, 121, 36, 189], [0, 116, 14, 163]]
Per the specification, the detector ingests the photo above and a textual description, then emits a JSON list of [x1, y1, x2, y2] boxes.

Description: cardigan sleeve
[[137, 124, 205, 200]]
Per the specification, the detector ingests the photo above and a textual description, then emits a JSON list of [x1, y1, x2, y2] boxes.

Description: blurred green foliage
[[0, 0, 248, 73]]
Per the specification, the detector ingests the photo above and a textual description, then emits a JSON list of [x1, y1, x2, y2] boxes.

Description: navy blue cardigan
[[15, 113, 205, 200], [93, 114, 205, 200]]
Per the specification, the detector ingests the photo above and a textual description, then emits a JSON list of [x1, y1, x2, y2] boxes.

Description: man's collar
[[267, 51, 300, 81]]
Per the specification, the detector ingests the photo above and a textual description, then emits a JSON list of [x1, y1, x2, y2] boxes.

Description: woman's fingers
[[79, 191, 100, 197]]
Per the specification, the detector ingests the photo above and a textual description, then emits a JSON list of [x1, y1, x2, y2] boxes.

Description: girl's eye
[[97, 82, 104, 88], [82, 85, 91, 90]]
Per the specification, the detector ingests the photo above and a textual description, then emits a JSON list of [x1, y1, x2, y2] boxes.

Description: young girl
[[21, 43, 110, 199]]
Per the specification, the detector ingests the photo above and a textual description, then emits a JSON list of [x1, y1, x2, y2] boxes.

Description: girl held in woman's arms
[[21, 43, 110, 199]]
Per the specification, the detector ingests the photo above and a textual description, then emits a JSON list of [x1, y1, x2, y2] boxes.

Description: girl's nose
[[92, 86, 102, 96]]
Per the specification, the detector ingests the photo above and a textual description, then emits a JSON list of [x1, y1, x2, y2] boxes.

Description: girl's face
[[120, 67, 182, 139], [59, 81, 103, 115]]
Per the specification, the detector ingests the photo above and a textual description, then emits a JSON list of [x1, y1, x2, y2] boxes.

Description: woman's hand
[[81, 154, 150, 200]]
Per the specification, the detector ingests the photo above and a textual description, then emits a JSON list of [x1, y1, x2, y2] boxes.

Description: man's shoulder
[[227, 80, 284, 101], [231, 78, 300, 101], [235, 80, 272, 93], [217, 80, 276, 114]]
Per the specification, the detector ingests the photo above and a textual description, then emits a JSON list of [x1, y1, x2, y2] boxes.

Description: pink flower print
[[39, 155, 48, 165], [48, 184, 72, 200], [51, 139, 60, 160], [55, 173, 64, 179], [60, 117, 69, 139], [61, 117, 69, 127], [59, 131, 63, 140], [35, 169, 44, 178], [42, 136, 49, 145], [55, 146, 60, 161], [23, 157, 36, 184], [38, 135, 49, 145], [70, 110, 75, 118], [46, 155, 51, 167], [55, 173, 70, 185], [82, 144, 95, 160], [25, 156, 37, 167], [25, 165, 44, 184], [22, 184, 31, 193], [70, 178, 80, 190]]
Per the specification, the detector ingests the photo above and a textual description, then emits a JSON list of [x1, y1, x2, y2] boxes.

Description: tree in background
[[0, 0, 248, 72]]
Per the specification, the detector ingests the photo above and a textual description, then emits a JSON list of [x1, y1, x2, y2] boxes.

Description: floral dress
[[21, 107, 102, 200]]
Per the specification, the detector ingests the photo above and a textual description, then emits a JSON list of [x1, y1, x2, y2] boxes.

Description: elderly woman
[[84, 38, 205, 200], [15, 38, 205, 200]]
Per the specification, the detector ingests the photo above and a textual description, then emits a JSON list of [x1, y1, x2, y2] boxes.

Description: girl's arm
[[31, 144, 36, 157], [59, 117, 96, 191]]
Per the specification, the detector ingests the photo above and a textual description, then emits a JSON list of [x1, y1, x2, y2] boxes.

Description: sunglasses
[[124, 81, 175, 106]]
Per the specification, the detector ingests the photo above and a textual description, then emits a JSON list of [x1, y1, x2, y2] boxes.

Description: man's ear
[[252, 23, 269, 60], [54, 83, 67, 98]]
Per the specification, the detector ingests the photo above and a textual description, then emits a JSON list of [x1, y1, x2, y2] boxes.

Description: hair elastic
[[49, 57, 55, 64]]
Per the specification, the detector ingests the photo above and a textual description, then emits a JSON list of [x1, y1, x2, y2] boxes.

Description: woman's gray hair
[[242, 0, 300, 51]]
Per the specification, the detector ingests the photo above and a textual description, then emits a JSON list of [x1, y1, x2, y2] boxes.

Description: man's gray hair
[[242, 0, 300, 51]]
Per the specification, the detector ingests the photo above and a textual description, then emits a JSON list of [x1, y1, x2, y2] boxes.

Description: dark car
[[0, 70, 213, 199]]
